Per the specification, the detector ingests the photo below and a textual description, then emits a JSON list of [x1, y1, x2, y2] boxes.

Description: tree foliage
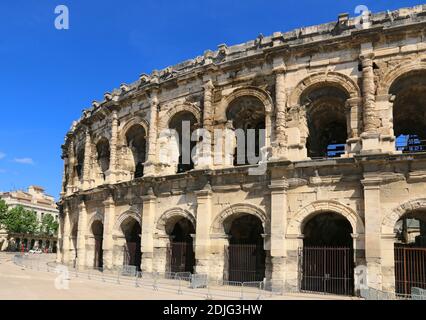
[[40, 214, 59, 236], [0, 203, 59, 237], [2, 206, 39, 234], [0, 200, 8, 226]]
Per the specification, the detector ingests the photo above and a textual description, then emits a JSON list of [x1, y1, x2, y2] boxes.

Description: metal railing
[[13, 254, 289, 300], [360, 287, 426, 300]]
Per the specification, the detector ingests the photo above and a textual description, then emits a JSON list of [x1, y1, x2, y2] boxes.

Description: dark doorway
[[302, 86, 348, 159], [391, 71, 426, 153], [168, 218, 195, 273], [121, 218, 142, 271], [300, 212, 354, 296], [169, 111, 198, 173], [92, 221, 104, 269], [125, 125, 147, 179], [394, 211, 426, 295], [226, 215, 266, 282], [226, 96, 266, 166]]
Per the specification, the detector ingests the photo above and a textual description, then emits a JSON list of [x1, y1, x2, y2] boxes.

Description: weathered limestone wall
[[58, 5, 426, 294]]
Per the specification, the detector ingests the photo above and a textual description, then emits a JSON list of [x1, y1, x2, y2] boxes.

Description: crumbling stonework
[[59, 5, 426, 294]]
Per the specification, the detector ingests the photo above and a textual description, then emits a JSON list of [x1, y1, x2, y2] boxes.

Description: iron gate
[[299, 247, 354, 296], [395, 245, 426, 295], [226, 244, 265, 282], [168, 242, 195, 273]]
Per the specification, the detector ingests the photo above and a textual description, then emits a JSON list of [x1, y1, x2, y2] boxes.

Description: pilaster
[[194, 184, 213, 275], [141, 188, 157, 272], [102, 195, 115, 270]]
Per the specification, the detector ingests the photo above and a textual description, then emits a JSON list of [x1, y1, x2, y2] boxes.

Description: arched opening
[[125, 125, 147, 179], [166, 217, 195, 273], [302, 86, 348, 158], [96, 138, 110, 181], [394, 210, 426, 295], [224, 214, 266, 282], [71, 224, 78, 260], [53, 241, 57, 253], [30, 239, 35, 250], [301, 212, 354, 296], [75, 146, 85, 181], [120, 217, 142, 270], [91, 221, 104, 269], [23, 239, 28, 251], [226, 96, 266, 166], [391, 71, 426, 153], [169, 111, 198, 173]]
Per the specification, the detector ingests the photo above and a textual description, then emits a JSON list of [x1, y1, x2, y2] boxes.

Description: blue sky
[[0, 0, 424, 198]]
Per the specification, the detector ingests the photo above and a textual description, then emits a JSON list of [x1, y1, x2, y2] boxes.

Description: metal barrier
[[11, 254, 374, 300], [360, 287, 426, 300]]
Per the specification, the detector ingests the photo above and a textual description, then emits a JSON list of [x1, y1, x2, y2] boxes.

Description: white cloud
[[14, 158, 34, 165], [0, 152, 5, 160]]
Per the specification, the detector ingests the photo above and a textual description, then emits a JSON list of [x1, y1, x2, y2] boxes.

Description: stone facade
[[59, 5, 426, 294]]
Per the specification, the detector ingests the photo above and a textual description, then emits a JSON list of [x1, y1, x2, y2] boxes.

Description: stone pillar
[[268, 178, 289, 285], [67, 141, 76, 195], [56, 212, 64, 263], [102, 195, 115, 270], [361, 176, 383, 290], [271, 58, 288, 160], [381, 233, 397, 292], [107, 110, 118, 184], [345, 97, 362, 156], [76, 200, 88, 269], [62, 205, 71, 264], [194, 184, 213, 275], [360, 52, 381, 153], [203, 78, 214, 137], [285, 235, 304, 291], [82, 128, 93, 189], [141, 188, 157, 272], [194, 79, 215, 170], [144, 89, 159, 176]]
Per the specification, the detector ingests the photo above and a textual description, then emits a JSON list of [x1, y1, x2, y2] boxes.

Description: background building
[[59, 5, 426, 297], [0, 186, 59, 252]]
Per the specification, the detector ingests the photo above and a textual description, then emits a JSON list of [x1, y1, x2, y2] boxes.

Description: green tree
[[0, 200, 8, 227], [2, 206, 38, 234], [40, 214, 59, 236]]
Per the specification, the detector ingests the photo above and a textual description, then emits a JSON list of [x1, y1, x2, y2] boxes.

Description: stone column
[[76, 200, 88, 269], [62, 205, 71, 264], [285, 234, 304, 291], [361, 176, 383, 290], [203, 79, 214, 137], [268, 178, 289, 287], [102, 195, 115, 270], [141, 188, 157, 272], [82, 128, 93, 189], [194, 79, 215, 170], [271, 59, 288, 160], [345, 98, 362, 156], [107, 110, 118, 184], [381, 233, 397, 292], [67, 141, 76, 195], [360, 52, 381, 153], [144, 89, 159, 176], [194, 184, 213, 275], [56, 211, 64, 263]]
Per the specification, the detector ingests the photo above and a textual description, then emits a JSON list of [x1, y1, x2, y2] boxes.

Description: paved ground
[[0, 253, 359, 300]]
